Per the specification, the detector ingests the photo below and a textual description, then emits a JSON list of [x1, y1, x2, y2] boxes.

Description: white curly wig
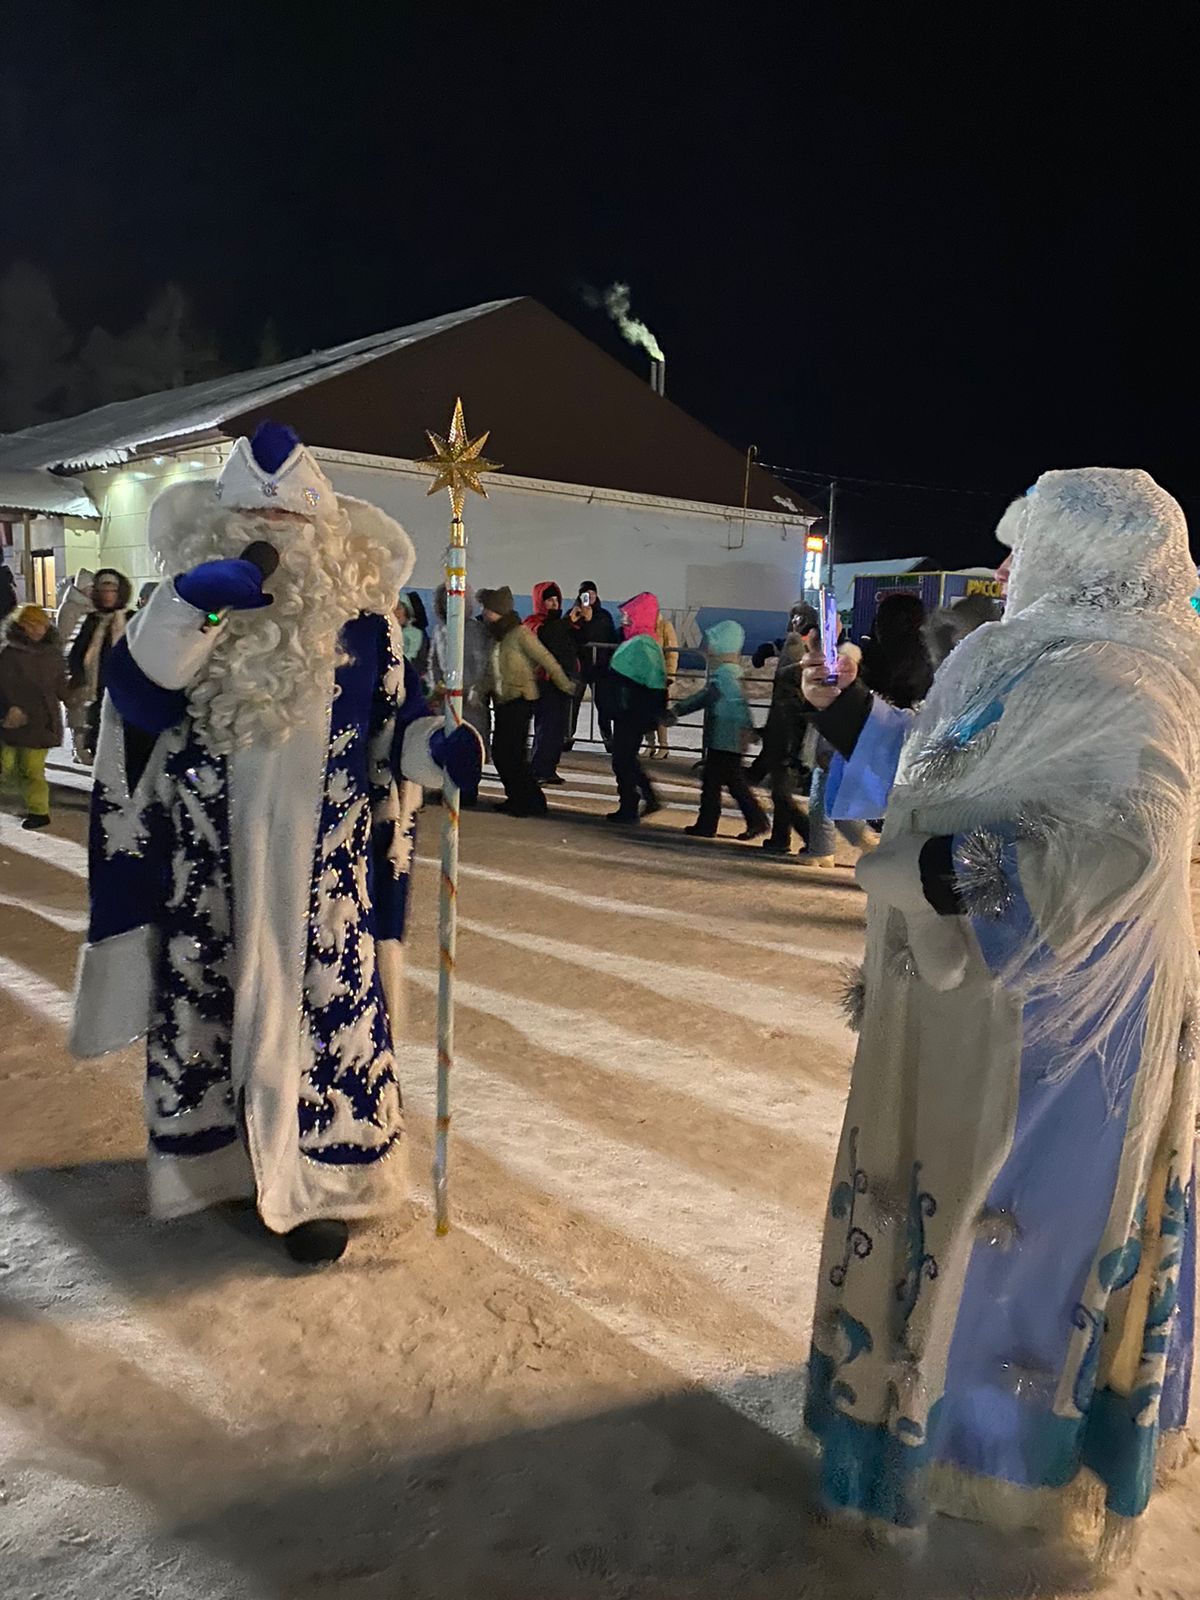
[[146, 479, 416, 755]]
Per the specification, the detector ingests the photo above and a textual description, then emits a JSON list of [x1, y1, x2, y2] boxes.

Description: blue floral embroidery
[[298, 616, 405, 1168], [1071, 1304, 1106, 1414], [1098, 1197, 1147, 1293], [1144, 1173, 1187, 1346], [829, 1127, 872, 1287], [146, 730, 237, 1157], [829, 1309, 874, 1409], [895, 1162, 938, 1324]]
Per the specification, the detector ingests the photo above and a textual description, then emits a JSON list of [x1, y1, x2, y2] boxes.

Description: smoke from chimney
[[585, 281, 665, 364], [600, 282, 664, 363]]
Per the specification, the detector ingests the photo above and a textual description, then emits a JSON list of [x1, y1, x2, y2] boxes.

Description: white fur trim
[[127, 577, 223, 691], [377, 938, 407, 1044], [928, 1460, 1103, 1543], [994, 496, 1029, 552], [339, 495, 416, 592], [146, 479, 212, 562], [216, 435, 335, 517], [399, 715, 446, 790], [147, 1136, 255, 1220], [855, 832, 932, 914], [145, 478, 417, 597], [856, 835, 971, 992], [69, 925, 160, 1057]]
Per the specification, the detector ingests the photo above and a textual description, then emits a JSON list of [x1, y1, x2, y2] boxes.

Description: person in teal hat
[[671, 619, 768, 840]]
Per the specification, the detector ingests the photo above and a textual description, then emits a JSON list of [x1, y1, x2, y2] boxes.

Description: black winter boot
[[284, 1219, 350, 1265]]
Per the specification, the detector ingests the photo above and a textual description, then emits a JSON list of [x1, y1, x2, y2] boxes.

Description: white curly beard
[[150, 498, 405, 756]]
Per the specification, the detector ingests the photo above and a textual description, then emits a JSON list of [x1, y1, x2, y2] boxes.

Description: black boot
[[285, 1219, 350, 1265]]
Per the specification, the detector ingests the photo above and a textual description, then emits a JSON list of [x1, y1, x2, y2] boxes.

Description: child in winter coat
[[671, 620, 769, 840], [604, 629, 668, 823], [0, 605, 69, 830]]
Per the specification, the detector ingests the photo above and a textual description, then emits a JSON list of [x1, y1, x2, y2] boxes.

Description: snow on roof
[[0, 299, 518, 473], [0, 468, 99, 518]]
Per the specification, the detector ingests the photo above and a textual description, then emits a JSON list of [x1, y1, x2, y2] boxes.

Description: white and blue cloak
[[69, 571, 448, 1233]]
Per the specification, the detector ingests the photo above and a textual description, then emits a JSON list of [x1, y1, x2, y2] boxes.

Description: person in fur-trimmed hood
[[0, 605, 68, 829], [67, 566, 133, 763], [801, 469, 1200, 1567], [68, 421, 483, 1266]]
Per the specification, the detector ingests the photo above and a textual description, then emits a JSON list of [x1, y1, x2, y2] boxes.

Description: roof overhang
[[0, 469, 100, 519]]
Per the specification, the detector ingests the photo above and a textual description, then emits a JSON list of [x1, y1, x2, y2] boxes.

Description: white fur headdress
[[146, 422, 416, 594], [215, 431, 335, 518]]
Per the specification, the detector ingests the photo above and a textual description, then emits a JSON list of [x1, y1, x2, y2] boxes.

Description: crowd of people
[[395, 567, 1003, 857], [1, 544, 1000, 855]]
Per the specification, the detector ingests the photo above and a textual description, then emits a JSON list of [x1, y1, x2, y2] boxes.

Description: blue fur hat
[[249, 420, 302, 475]]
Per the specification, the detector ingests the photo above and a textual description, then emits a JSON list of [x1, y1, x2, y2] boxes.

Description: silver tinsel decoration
[[838, 962, 867, 1032], [907, 721, 997, 787], [953, 826, 1016, 921], [1071, 573, 1159, 612]]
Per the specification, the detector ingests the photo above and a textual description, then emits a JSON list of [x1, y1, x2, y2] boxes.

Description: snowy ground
[[0, 752, 1198, 1599]]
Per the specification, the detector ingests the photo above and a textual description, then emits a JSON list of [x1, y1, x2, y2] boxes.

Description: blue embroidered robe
[[70, 583, 442, 1233], [807, 672, 1197, 1543]]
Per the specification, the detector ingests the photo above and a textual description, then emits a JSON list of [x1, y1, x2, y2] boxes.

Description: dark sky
[[2, 3, 1198, 566]]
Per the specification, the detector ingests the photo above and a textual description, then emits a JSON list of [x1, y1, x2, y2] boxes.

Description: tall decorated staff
[[422, 399, 500, 1234]]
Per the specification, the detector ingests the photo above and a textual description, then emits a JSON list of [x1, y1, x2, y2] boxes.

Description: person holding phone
[[566, 581, 618, 750]]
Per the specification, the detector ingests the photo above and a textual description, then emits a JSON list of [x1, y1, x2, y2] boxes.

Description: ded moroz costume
[[69, 422, 482, 1263]]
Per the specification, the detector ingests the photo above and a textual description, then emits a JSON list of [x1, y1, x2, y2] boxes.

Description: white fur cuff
[[69, 925, 160, 1057], [399, 715, 447, 790], [855, 833, 930, 912], [128, 578, 222, 691]]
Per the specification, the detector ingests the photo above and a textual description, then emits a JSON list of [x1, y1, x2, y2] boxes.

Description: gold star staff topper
[[422, 397, 501, 521]]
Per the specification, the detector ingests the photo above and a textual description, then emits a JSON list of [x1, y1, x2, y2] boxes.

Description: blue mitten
[[430, 723, 484, 799], [175, 559, 273, 614]]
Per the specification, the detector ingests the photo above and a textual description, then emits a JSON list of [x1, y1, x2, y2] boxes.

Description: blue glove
[[430, 724, 483, 799], [176, 559, 273, 614]]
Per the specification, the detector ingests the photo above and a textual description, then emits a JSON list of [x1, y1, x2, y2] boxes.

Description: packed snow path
[[0, 755, 1197, 1599]]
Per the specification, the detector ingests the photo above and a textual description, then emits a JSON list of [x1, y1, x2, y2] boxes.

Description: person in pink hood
[[619, 591, 659, 641], [621, 594, 679, 758]]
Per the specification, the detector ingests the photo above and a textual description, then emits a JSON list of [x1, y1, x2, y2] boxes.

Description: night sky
[[2, 4, 1198, 566]]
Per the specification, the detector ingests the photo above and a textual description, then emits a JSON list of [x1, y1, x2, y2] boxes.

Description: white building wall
[[79, 443, 814, 651]]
